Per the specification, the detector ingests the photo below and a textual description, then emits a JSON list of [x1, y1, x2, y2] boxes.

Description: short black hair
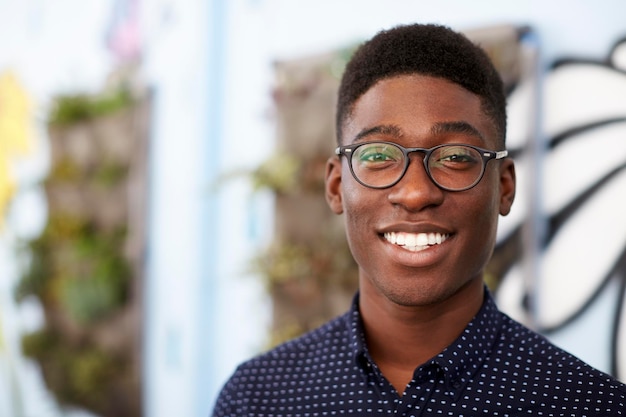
[[336, 23, 507, 147]]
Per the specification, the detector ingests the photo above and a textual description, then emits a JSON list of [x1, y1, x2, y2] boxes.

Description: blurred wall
[[1, 1, 625, 417], [0, 2, 117, 416]]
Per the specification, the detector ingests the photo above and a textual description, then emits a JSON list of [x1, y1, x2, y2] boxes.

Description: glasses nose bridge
[[404, 147, 430, 170], [399, 146, 435, 187]]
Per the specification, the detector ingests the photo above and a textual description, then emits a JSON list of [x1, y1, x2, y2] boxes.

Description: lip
[[378, 221, 453, 236]]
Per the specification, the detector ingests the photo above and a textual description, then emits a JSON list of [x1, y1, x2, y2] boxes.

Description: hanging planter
[[15, 86, 149, 417]]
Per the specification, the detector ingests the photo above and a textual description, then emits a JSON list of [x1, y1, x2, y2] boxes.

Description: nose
[[387, 154, 444, 211]]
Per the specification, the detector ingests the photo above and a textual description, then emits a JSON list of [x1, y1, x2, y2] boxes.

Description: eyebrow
[[351, 121, 485, 144], [352, 124, 403, 143], [430, 121, 485, 141]]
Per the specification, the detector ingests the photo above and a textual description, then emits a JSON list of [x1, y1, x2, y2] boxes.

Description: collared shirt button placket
[[394, 373, 441, 416]]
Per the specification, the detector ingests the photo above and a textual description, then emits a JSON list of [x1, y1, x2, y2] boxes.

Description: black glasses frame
[[335, 141, 509, 191]]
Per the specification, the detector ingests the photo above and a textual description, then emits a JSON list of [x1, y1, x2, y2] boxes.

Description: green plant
[[15, 237, 53, 301], [48, 88, 134, 126], [15, 91, 143, 417], [16, 215, 130, 324], [252, 235, 357, 289], [93, 161, 129, 187], [59, 254, 130, 324], [62, 224, 129, 323], [47, 157, 81, 182], [21, 328, 126, 412], [17, 216, 136, 414], [250, 152, 300, 193]]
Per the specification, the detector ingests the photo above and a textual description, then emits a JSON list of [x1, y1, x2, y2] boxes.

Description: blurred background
[[1, 0, 625, 416]]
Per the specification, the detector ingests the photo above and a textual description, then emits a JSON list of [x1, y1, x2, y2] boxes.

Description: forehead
[[342, 74, 498, 148]]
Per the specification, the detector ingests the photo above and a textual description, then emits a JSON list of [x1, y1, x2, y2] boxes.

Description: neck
[[359, 278, 485, 394]]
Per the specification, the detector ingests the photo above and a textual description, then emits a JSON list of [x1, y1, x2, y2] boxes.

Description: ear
[[498, 158, 516, 216], [325, 156, 344, 214]]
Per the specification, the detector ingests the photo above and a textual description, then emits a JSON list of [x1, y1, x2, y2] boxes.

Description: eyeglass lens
[[350, 143, 484, 190]]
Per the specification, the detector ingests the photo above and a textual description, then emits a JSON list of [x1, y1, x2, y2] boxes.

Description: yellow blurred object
[[0, 70, 34, 229]]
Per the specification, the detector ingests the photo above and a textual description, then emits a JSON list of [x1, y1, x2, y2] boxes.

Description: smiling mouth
[[383, 232, 450, 252]]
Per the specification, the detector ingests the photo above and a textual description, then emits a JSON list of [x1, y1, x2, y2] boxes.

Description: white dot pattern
[[212, 289, 626, 416]]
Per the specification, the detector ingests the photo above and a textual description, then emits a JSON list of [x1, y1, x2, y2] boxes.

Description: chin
[[381, 284, 452, 307], [380, 276, 482, 307]]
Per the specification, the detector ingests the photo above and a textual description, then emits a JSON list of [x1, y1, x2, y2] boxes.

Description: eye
[[442, 153, 474, 162], [355, 144, 402, 166], [361, 150, 392, 162], [433, 146, 480, 168]]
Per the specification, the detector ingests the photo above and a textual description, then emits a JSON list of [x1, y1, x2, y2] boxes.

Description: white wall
[[0, 1, 114, 416], [1, 1, 625, 416]]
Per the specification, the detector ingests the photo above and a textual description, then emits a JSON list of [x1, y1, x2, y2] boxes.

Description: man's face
[[325, 74, 515, 307]]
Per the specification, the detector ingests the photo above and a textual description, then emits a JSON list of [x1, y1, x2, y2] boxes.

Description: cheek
[[459, 186, 502, 250], [341, 184, 380, 252], [340, 167, 373, 214], [342, 188, 372, 231]]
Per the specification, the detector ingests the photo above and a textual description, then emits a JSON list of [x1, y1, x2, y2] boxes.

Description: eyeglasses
[[335, 141, 508, 191]]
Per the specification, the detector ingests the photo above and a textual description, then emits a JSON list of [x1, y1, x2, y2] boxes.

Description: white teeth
[[416, 233, 428, 246], [384, 232, 449, 251]]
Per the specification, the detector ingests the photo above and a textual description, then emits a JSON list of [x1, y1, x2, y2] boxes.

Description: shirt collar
[[346, 287, 503, 396], [433, 287, 503, 397], [347, 292, 370, 367]]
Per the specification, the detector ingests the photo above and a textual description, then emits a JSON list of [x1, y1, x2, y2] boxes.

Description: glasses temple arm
[[495, 150, 508, 159]]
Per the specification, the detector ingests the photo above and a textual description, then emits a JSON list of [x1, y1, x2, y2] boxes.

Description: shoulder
[[212, 312, 355, 415], [242, 310, 352, 370], [495, 311, 626, 395], [215, 311, 353, 394], [256, 313, 350, 360]]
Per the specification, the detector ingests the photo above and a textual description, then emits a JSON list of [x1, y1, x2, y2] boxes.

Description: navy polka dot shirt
[[212, 289, 626, 416]]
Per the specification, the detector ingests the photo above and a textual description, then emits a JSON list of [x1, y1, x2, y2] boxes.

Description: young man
[[213, 23, 626, 416]]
